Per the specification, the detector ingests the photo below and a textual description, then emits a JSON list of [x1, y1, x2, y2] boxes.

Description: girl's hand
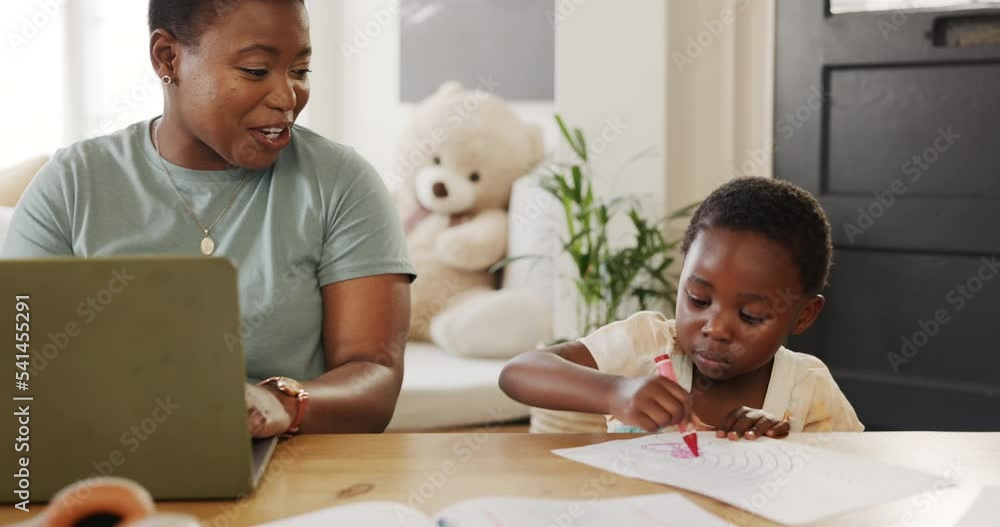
[[716, 406, 790, 440], [608, 375, 694, 433], [244, 383, 293, 438]]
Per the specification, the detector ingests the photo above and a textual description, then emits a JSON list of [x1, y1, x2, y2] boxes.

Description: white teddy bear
[[395, 82, 552, 358]]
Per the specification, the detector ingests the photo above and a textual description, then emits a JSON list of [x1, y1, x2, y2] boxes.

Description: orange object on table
[[13, 477, 199, 527]]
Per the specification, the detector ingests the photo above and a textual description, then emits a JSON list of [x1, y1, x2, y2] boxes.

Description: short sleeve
[[1, 155, 74, 257], [316, 148, 416, 287], [577, 311, 675, 378], [801, 368, 865, 432]]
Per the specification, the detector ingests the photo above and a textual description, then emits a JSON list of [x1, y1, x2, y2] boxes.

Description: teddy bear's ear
[[524, 123, 547, 166], [436, 81, 465, 97]]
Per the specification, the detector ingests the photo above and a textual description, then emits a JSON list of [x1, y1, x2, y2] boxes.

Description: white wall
[[552, 0, 670, 338], [551, 0, 775, 338], [305, 0, 557, 189], [306, 0, 775, 339], [667, 0, 775, 216], [1, 1, 67, 168], [318, 0, 405, 180], [554, 0, 776, 223], [555, 0, 668, 212]]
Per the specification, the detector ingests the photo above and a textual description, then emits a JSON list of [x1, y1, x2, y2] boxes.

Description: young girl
[[499, 177, 863, 439]]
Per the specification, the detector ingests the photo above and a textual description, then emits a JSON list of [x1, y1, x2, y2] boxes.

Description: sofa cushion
[[0, 206, 15, 253], [387, 341, 529, 431], [0, 155, 48, 207], [502, 175, 559, 304]]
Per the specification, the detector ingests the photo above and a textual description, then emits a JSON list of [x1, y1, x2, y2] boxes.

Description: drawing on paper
[[552, 432, 950, 525], [641, 441, 699, 459]]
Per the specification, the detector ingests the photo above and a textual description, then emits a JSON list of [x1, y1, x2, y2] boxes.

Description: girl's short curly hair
[[681, 177, 833, 295]]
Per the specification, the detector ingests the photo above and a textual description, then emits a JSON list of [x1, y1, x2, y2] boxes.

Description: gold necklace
[[153, 123, 253, 255]]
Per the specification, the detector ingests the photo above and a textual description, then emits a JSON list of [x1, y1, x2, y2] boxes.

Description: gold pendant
[[200, 236, 215, 255]]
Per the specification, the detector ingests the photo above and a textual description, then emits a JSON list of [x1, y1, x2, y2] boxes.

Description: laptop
[[0, 256, 277, 502]]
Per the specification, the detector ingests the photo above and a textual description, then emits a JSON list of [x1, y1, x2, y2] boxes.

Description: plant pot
[[525, 339, 608, 433], [529, 407, 607, 433]]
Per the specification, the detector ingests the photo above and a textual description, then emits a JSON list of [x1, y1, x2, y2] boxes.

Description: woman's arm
[[249, 145, 415, 435], [498, 342, 621, 414], [262, 273, 411, 434]]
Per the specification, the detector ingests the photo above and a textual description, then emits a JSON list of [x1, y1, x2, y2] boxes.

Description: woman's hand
[[244, 383, 292, 438], [608, 375, 694, 433], [716, 406, 790, 440]]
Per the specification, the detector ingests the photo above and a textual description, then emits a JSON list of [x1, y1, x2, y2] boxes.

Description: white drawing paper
[[552, 432, 952, 525], [255, 494, 736, 526], [434, 493, 737, 526], [957, 485, 1000, 527]]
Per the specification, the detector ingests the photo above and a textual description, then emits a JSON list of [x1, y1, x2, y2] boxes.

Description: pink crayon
[[654, 354, 700, 457]]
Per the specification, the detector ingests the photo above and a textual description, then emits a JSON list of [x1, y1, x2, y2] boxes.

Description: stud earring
[[161, 75, 173, 85]]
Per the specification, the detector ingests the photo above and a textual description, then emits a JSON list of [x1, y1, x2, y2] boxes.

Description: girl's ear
[[791, 294, 825, 335]]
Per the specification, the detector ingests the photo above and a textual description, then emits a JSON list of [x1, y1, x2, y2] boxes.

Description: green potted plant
[[542, 115, 698, 338], [495, 115, 698, 432]]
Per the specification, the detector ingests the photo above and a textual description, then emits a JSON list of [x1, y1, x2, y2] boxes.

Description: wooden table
[[3, 432, 998, 526]]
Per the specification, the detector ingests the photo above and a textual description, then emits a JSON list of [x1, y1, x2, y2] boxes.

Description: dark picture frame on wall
[[399, 0, 555, 102]]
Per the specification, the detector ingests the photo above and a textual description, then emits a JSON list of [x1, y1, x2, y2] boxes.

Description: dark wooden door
[[775, 2, 1000, 431]]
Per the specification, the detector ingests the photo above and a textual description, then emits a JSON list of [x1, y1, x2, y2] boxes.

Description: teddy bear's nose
[[432, 182, 449, 198]]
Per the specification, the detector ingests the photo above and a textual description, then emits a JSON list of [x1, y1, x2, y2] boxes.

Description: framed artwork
[[400, 0, 555, 102]]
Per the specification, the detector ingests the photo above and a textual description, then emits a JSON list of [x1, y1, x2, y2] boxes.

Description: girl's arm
[[499, 341, 695, 431], [499, 342, 623, 414]]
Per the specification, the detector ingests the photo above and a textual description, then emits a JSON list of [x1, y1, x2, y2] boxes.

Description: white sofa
[[388, 341, 529, 430], [0, 154, 49, 253], [386, 175, 559, 430], [0, 206, 13, 253], [0, 156, 558, 431]]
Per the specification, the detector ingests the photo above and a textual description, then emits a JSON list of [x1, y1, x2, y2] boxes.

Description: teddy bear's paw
[[434, 233, 480, 269], [434, 212, 508, 271], [435, 236, 506, 271], [431, 290, 553, 359]]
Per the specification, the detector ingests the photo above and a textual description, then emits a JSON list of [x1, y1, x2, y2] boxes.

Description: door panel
[[827, 65, 1000, 198], [831, 1, 1000, 14], [809, 250, 998, 381], [776, 2, 1000, 430]]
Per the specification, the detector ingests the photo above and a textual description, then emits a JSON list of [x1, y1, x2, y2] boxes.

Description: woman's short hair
[[148, 0, 303, 45]]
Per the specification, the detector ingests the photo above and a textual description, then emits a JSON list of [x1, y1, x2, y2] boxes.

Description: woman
[[2, 0, 415, 437]]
